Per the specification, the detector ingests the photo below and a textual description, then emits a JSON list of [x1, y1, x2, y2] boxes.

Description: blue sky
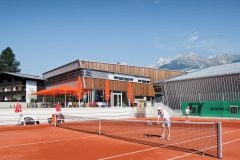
[[0, 0, 240, 76]]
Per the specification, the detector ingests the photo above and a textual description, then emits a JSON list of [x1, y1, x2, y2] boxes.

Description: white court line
[[98, 147, 159, 160], [0, 135, 98, 149], [168, 129, 240, 160], [98, 128, 240, 160], [97, 136, 211, 160], [222, 138, 240, 145], [168, 138, 240, 160]]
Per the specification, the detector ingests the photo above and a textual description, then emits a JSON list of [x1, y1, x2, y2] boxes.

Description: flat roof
[[165, 62, 240, 82], [43, 59, 183, 79], [43, 60, 80, 75], [1, 72, 44, 81], [79, 59, 181, 72]]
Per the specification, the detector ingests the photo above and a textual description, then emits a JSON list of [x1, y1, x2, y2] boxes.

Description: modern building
[[159, 62, 240, 117], [43, 60, 183, 107], [0, 72, 45, 103]]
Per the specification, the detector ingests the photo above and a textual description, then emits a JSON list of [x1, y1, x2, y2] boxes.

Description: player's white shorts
[[162, 121, 171, 127]]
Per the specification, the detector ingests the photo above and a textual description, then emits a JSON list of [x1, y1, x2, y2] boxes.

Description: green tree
[[0, 47, 21, 73]]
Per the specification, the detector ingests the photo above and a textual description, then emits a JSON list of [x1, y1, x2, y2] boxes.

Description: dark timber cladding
[[0, 72, 45, 102], [79, 60, 182, 82]]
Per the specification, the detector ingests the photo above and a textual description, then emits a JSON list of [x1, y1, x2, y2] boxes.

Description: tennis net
[[56, 115, 222, 158]]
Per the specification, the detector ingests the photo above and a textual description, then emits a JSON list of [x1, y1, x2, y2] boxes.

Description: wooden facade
[[44, 60, 184, 98], [47, 77, 154, 97], [80, 60, 183, 82], [84, 77, 154, 97]]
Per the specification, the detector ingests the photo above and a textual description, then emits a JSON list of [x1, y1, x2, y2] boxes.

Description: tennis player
[[185, 106, 190, 122], [157, 107, 171, 140]]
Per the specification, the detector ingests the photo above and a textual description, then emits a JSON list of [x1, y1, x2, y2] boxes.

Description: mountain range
[[157, 53, 240, 71]]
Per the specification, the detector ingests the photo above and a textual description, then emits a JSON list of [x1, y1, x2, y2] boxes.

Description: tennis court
[[0, 117, 239, 160]]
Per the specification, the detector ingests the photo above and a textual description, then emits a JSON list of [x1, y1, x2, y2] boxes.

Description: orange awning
[[50, 85, 77, 95], [32, 89, 55, 96], [32, 85, 77, 96]]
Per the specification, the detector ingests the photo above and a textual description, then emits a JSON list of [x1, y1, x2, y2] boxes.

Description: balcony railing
[[0, 90, 25, 96]]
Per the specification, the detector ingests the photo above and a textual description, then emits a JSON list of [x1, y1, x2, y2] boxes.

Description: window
[[230, 106, 238, 114], [138, 80, 150, 84], [114, 76, 133, 82], [119, 77, 124, 80]]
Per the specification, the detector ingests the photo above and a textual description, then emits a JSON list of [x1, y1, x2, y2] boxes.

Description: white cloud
[[156, 57, 172, 66], [188, 31, 199, 42], [208, 55, 216, 59], [146, 64, 157, 68]]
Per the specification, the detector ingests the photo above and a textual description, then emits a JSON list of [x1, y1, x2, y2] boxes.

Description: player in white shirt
[[157, 107, 171, 140], [185, 106, 190, 122]]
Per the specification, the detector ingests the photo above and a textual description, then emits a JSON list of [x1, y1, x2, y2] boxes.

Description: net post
[[98, 119, 101, 135], [217, 122, 223, 159]]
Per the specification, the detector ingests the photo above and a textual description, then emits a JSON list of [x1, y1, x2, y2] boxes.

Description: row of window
[[138, 80, 150, 84], [114, 76, 150, 83], [0, 86, 25, 92], [113, 76, 150, 84], [114, 76, 133, 82]]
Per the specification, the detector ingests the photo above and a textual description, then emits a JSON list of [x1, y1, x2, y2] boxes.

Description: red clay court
[[0, 117, 239, 160]]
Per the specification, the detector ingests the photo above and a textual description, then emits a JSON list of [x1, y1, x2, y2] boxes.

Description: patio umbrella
[[15, 101, 22, 113], [32, 89, 50, 95], [55, 102, 61, 112], [105, 79, 110, 107], [77, 76, 83, 107], [50, 86, 77, 108], [49, 86, 76, 95], [15, 101, 22, 125], [32, 86, 77, 108], [127, 82, 133, 107]]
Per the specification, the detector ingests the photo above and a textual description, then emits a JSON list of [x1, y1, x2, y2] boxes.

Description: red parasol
[[76, 76, 83, 107], [55, 102, 61, 112], [77, 76, 83, 100], [32, 86, 76, 96], [127, 82, 133, 106], [15, 102, 22, 113], [105, 80, 110, 106]]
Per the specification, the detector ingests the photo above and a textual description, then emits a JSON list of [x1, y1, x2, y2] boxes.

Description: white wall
[[0, 102, 28, 109], [26, 80, 37, 103], [0, 107, 156, 126]]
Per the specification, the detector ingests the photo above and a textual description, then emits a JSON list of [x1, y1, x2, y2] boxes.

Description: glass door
[[113, 92, 122, 107]]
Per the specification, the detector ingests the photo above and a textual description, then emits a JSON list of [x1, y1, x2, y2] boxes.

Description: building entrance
[[112, 92, 122, 107]]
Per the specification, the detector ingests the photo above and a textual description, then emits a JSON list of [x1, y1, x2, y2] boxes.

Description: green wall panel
[[182, 101, 240, 118]]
